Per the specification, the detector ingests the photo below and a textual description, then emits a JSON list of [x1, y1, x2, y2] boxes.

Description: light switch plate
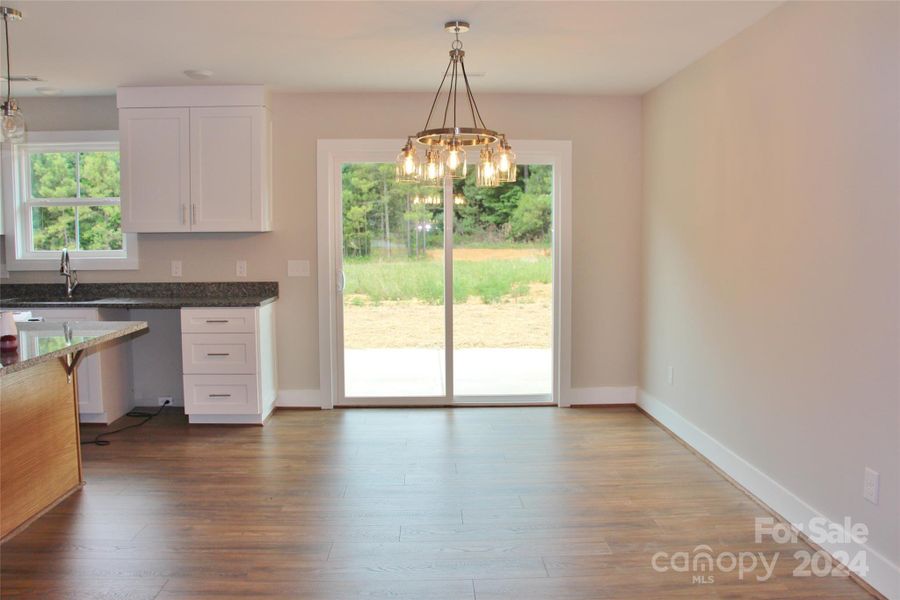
[[236, 260, 248, 277], [171, 260, 182, 277], [288, 259, 310, 277]]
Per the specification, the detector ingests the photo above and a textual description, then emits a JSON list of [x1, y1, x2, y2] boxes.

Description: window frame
[[2, 130, 138, 271]]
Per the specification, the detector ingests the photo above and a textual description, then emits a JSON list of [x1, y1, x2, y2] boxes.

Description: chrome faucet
[[59, 248, 79, 298]]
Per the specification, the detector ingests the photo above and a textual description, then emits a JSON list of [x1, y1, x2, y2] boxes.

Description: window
[[2, 131, 138, 270]]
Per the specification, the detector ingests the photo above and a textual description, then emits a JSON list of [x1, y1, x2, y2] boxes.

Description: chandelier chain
[[423, 59, 453, 133], [4, 12, 10, 105], [459, 57, 487, 130], [440, 57, 456, 130]]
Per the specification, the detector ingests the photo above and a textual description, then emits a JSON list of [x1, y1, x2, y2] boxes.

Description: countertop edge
[[0, 321, 149, 377], [0, 296, 278, 310]]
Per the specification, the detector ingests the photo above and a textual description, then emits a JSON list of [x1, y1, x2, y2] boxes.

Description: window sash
[[25, 142, 119, 204], [11, 138, 130, 261]]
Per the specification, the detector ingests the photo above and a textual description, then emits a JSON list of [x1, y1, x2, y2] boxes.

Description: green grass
[[344, 256, 551, 304]]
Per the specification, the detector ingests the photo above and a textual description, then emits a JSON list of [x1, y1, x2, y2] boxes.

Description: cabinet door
[[119, 108, 191, 232], [190, 106, 267, 232]]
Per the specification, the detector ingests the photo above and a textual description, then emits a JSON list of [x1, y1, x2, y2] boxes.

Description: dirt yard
[[344, 283, 552, 349], [427, 247, 550, 262]]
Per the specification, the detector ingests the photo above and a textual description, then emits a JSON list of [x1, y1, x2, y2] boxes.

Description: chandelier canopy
[[397, 20, 515, 188]]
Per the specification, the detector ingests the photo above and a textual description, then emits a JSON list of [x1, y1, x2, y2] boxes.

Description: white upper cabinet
[[117, 86, 272, 233], [120, 108, 191, 232], [190, 106, 268, 232]]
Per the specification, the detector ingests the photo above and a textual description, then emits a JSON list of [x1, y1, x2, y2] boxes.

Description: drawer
[[180, 308, 256, 334], [182, 333, 257, 375], [183, 374, 260, 415]]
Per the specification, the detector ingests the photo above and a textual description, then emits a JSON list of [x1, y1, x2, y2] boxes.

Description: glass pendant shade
[[495, 138, 517, 183], [423, 148, 444, 184], [476, 148, 499, 188], [395, 139, 420, 183], [445, 140, 467, 179], [0, 102, 24, 143]]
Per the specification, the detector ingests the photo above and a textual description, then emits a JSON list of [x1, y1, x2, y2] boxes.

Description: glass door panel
[[340, 163, 446, 398], [451, 164, 554, 399]]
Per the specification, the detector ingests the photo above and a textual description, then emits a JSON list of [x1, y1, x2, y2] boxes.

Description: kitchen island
[[0, 320, 148, 542]]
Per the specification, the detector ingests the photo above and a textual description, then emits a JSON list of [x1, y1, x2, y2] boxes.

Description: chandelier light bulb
[[445, 140, 467, 180], [447, 149, 460, 170], [423, 148, 444, 184]]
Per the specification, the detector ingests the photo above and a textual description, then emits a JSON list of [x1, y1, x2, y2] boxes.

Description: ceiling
[[4, 1, 780, 97]]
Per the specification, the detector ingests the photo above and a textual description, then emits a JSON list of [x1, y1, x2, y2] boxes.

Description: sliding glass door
[[339, 163, 446, 399], [451, 165, 553, 401], [334, 155, 556, 405]]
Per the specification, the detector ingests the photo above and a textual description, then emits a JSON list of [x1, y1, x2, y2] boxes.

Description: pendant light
[[0, 6, 24, 143], [395, 137, 419, 183], [495, 135, 517, 183], [396, 20, 513, 188]]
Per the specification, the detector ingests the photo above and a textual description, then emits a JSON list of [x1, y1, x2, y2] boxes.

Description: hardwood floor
[[0, 407, 875, 599]]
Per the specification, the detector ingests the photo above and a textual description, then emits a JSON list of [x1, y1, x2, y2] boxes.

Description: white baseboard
[[277, 389, 323, 408], [638, 390, 899, 600], [567, 386, 637, 405], [188, 413, 265, 425], [276, 388, 638, 409]]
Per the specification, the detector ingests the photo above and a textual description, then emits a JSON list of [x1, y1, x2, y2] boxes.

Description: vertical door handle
[[191, 204, 197, 225], [336, 269, 345, 293]]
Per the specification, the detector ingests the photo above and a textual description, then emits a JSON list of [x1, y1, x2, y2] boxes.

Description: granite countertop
[[0, 282, 278, 310], [0, 320, 149, 376], [0, 296, 276, 309]]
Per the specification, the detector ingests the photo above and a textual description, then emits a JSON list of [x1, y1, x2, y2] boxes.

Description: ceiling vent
[[0, 75, 43, 82]]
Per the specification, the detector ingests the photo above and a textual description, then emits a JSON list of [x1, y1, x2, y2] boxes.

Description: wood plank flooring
[[0, 407, 876, 599]]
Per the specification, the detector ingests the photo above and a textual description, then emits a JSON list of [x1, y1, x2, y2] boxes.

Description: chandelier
[[396, 20, 515, 189], [0, 6, 24, 143]]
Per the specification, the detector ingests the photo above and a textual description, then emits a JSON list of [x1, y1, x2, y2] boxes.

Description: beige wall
[[642, 0, 899, 563], [4, 93, 643, 393]]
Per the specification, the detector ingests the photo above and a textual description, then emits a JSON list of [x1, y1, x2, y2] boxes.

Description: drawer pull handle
[[205, 319, 229, 323], [206, 353, 231, 357], [208, 393, 232, 398]]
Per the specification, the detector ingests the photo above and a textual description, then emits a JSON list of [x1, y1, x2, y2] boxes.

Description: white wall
[[4, 92, 644, 395], [641, 0, 899, 589]]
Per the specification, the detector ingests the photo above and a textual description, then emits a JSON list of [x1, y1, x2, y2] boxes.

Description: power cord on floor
[[81, 400, 170, 446]]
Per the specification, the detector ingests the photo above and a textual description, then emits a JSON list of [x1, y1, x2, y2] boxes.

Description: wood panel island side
[[0, 320, 148, 542]]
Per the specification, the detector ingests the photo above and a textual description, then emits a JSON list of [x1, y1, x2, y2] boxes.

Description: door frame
[[316, 139, 573, 409]]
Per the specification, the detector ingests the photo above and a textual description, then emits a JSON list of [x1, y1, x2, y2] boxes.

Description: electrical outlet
[[171, 260, 182, 277], [158, 396, 173, 406], [236, 260, 248, 277], [667, 366, 675, 385], [863, 468, 879, 504], [288, 259, 310, 277]]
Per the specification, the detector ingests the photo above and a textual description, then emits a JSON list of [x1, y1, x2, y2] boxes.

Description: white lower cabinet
[[20, 307, 133, 424], [180, 304, 276, 424]]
